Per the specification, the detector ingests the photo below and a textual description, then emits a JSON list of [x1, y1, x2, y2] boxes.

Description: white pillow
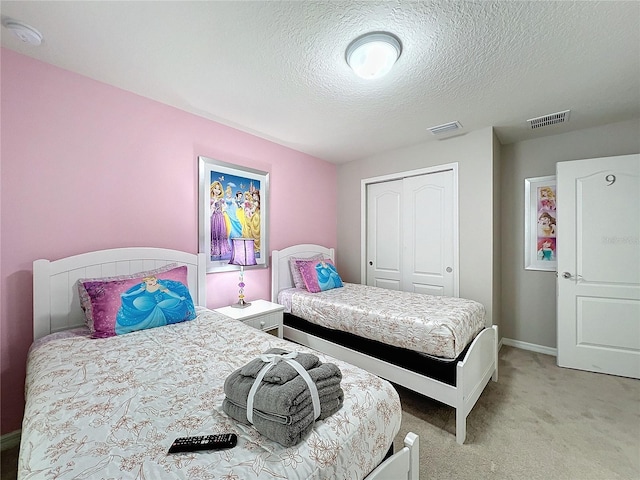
[[288, 254, 323, 289]]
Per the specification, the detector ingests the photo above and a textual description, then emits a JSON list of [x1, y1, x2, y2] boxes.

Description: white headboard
[[33, 247, 207, 341], [271, 244, 335, 303]]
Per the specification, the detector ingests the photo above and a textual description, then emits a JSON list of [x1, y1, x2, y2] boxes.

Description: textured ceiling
[[1, 1, 639, 164]]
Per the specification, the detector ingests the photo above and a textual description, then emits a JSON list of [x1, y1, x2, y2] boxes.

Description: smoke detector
[[1, 17, 43, 46], [527, 110, 571, 130]]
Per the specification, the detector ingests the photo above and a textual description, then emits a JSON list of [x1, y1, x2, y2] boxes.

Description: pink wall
[[0, 49, 337, 435]]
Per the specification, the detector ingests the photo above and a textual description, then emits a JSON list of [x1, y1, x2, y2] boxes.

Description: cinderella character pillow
[[296, 258, 344, 293], [78, 265, 196, 338]]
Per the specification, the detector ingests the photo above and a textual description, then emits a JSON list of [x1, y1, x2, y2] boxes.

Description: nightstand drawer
[[242, 311, 281, 333], [213, 300, 284, 338]]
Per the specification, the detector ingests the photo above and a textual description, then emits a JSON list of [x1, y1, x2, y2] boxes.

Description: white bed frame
[[272, 244, 499, 445], [32, 246, 418, 480]]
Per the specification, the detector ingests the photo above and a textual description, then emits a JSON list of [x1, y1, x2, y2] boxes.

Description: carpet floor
[[393, 345, 640, 480]]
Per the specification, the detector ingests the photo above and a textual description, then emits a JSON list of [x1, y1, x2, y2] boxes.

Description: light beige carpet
[[393, 346, 640, 480]]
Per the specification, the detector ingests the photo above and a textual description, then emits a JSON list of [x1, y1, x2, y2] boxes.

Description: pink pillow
[[295, 258, 344, 293], [289, 254, 323, 289], [78, 265, 196, 338]]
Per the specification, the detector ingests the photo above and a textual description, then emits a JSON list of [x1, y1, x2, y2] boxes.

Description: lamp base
[[231, 299, 252, 309]]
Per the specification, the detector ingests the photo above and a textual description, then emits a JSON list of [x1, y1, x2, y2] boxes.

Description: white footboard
[[455, 324, 499, 444], [285, 323, 498, 445], [365, 432, 419, 480]]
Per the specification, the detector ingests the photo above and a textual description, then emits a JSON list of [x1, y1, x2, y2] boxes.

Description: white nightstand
[[214, 299, 284, 338]]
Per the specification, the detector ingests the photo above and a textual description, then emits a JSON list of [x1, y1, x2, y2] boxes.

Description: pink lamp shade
[[229, 238, 257, 267]]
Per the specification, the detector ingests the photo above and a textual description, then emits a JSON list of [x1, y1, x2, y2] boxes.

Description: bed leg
[[455, 408, 466, 445]]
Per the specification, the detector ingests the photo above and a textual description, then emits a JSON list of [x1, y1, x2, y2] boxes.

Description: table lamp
[[228, 237, 257, 308]]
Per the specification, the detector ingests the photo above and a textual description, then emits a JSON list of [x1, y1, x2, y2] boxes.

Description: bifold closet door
[[403, 170, 454, 295], [366, 169, 455, 296], [366, 179, 403, 290]]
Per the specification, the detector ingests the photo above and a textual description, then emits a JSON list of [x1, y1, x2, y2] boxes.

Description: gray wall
[[492, 134, 502, 338], [336, 118, 639, 351], [336, 127, 500, 328], [500, 118, 640, 349]]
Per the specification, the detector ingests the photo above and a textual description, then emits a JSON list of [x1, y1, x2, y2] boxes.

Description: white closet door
[[366, 180, 402, 290], [403, 170, 454, 295], [366, 169, 455, 296]]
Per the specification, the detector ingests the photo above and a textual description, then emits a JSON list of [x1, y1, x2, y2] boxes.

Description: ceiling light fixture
[[346, 32, 402, 80], [1, 17, 43, 46]]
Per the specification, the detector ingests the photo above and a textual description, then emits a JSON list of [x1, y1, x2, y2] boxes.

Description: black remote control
[[168, 433, 237, 454]]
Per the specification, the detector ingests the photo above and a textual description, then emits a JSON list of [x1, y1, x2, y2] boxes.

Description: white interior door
[[557, 154, 640, 379], [365, 169, 456, 296]]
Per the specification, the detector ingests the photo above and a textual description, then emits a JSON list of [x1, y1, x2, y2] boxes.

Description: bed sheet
[[279, 283, 486, 359], [19, 307, 401, 479]]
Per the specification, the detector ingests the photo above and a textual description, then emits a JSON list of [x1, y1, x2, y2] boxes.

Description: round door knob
[[369, 261, 373, 266], [260, 321, 265, 327], [562, 272, 572, 279], [446, 267, 453, 273]]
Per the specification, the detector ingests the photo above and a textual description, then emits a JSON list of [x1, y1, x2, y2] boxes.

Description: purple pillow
[[78, 265, 196, 338], [289, 254, 323, 289], [295, 258, 344, 293]]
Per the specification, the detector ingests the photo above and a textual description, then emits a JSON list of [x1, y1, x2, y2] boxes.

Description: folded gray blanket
[[240, 348, 321, 384], [224, 362, 343, 417], [222, 392, 344, 447]]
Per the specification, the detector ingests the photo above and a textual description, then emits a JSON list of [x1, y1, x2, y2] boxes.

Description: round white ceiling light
[[1, 17, 43, 46], [346, 32, 402, 80]]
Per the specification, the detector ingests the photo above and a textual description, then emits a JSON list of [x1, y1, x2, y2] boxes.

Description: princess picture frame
[[198, 156, 269, 273], [525, 175, 557, 271]]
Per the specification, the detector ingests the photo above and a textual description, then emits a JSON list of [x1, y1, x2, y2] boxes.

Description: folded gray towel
[[240, 348, 321, 384], [224, 362, 342, 417], [224, 388, 344, 425], [222, 392, 344, 447]]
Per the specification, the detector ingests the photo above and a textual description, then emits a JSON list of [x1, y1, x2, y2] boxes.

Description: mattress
[[19, 307, 401, 479], [279, 283, 486, 359]]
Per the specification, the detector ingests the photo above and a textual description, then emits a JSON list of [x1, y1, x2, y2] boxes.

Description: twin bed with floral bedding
[[272, 244, 499, 445], [21, 247, 418, 480]]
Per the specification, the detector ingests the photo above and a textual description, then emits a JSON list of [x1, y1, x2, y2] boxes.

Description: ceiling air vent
[[527, 110, 571, 130], [428, 121, 462, 135]]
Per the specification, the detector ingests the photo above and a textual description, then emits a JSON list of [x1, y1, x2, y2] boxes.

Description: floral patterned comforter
[[19, 307, 401, 479], [279, 283, 486, 359]]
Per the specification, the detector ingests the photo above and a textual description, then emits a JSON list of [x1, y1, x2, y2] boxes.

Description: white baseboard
[[501, 337, 557, 357], [1, 429, 21, 451]]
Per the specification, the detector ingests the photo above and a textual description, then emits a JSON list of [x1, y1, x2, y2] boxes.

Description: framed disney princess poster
[[198, 156, 269, 273], [524, 175, 557, 271]]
